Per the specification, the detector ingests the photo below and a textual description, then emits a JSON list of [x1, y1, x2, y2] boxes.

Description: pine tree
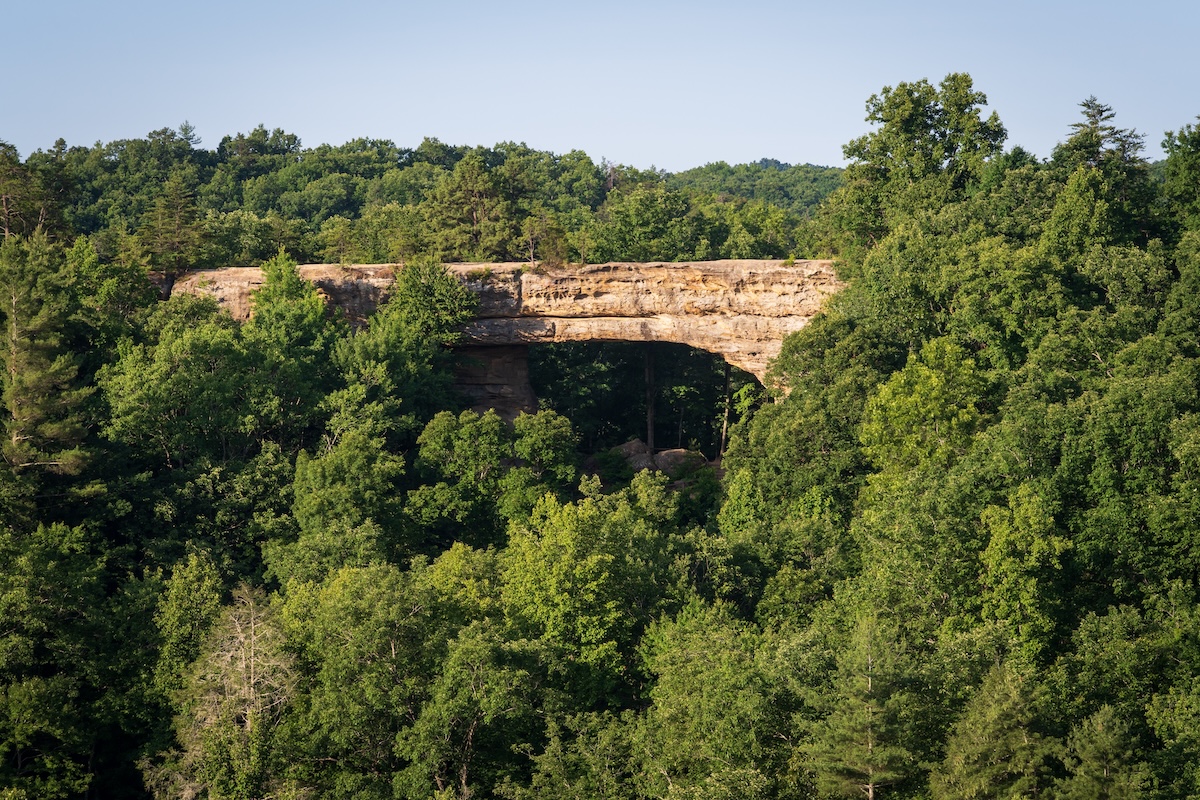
[[931, 662, 1059, 800], [0, 142, 56, 240], [0, 232, 90, 477], [803, 610, 920, 800], [1056, 706, 1147, 800], [138, 169, 203, 293]]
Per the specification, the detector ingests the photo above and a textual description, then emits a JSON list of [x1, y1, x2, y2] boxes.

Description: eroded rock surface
[[172, 264, 396, 326], [173, 259, 841, 419], [454, 346, 539, 419], [448, 260, 841, 381], [174, 259, 842, 383]]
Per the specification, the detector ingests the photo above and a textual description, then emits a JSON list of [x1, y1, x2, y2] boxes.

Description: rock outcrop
[[173, 264, 396, 326], [174, 259, 840, 380], [614, 439, 707, 477], [172, 259, 842, 418], [448, 260, 840, 380]]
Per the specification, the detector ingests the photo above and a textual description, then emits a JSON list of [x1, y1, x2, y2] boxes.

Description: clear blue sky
[[6, 0, 1198, 171]]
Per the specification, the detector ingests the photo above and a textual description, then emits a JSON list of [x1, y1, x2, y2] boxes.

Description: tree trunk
[[644, 344, 655, 452], [718, 361, 731, 457]]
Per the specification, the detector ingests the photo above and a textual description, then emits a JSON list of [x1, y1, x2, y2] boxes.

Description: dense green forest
[[4, 70, 1200, 799], [0, 124, 837, 270]]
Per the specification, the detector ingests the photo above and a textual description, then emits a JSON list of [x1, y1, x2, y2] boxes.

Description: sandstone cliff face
[[172, 264, 396, 326], [451, 259, 841, 380], [177, 259, 841, 382]]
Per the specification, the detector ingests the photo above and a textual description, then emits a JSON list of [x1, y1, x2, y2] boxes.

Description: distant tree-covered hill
[[666, 158, 842, 216], [4, 130, 842, 273]]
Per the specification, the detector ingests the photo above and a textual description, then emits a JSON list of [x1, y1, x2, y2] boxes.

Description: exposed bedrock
[[454, 345, 539, 420], [448, 260, 842, 381], [172, 259, 843, 419]]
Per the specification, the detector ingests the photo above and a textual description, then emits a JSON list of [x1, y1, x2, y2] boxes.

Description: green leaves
[[99, 300, 259, 469], [860, 338, 986, 471], [424, 151, 518, 262], [0, 524, 109, 798], [136, 169, 203, 285], [635, 600, 793, 800], [1161, 117, 1200, 234], [0, 234, 91, 477], [394, 621, 537, 800], [930, 663, 1058, 800], [9, 75, 1200, 800], [1057, 706, 1148, 800], [406, 408, 579, 547], [801, 609, 921, 799], [244, 249, 344, 445], [1041, 166, 1114, 263], [153, 551, 224, 700], [843, 73, 1006, 193], [501, 472, 680, 699], [333, 257, 475, 437], [980, 482, 1070, 666], [151, 586, 299, 800], [279, 564, 444, 798]]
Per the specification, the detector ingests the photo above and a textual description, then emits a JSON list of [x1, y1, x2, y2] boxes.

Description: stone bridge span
[[173, 259, 842, 415], [448, 260, 840, 380]]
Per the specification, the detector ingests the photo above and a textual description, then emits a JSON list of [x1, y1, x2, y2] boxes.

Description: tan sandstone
[[172, 259, 842, 383]]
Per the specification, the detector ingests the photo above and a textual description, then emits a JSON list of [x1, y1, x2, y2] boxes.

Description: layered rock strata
[[172, 259, 843, 418], [448, 260, 841, 381], [172, 264, 397, 326]]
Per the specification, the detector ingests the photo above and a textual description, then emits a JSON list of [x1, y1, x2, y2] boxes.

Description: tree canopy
[[5, 74, 1200, 800]]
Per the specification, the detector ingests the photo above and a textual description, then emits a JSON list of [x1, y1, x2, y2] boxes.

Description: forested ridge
[[0, 122, 837, 271], [4, 71, 1200, 799]]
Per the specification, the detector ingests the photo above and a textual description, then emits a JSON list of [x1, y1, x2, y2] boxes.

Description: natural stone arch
[[447, 260, 842, 382], [172, 259, 843, 418]]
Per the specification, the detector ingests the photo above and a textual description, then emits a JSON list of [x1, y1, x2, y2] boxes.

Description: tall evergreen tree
[[802, 609, 921, 800], [0, 143, 55, 240], [1056, 706, 1147, 800], [0, 523, 108, 799], [138, 169, 203, 293], [0, 233, 90, 478], [930, 663, 1059, 800]]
